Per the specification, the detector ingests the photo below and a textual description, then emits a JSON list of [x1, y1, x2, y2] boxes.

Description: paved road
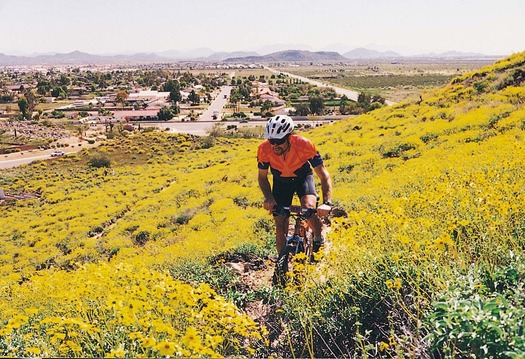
[[0, 141, 98, 169], [0, 153, 54, 169], [199, 86, 233, 121], [263, 65, 396, 106]]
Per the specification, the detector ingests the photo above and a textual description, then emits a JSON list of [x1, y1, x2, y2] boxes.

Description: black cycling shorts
[[272, 174, 317, 207]]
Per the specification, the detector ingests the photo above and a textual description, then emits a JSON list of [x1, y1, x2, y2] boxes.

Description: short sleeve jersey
[[257, 135, 323, 181]]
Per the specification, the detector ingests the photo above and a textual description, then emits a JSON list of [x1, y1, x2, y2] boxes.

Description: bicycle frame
[[273, 206, 316, 254], [272, 205, 317, 286]]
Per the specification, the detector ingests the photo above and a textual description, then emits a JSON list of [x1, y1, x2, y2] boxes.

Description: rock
[[225, 262, 250, 275]]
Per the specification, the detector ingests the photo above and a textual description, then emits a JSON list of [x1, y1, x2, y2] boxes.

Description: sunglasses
[[269, 138, 287, 145]]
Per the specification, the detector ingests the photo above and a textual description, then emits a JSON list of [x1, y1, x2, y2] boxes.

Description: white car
[[50, 150, 65, 157]]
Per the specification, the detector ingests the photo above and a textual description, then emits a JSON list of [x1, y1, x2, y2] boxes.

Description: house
[[5, 84, 28, 94], [69, 87, 88, 97], [112, 109, 160, 122], [72, 101, 85, 107], [260, 93, 286, 106], [127, 90, 169, 103]]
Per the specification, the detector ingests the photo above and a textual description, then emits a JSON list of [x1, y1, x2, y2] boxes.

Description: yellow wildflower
[[140, 336, 156, 348], [393, 278, 402, 290], [26, 347, 41, 355], [128, 331, 143, 340], [182, 326, 202, 349], [154, 341, 177, 356], [8, 314, 29, 329], [106, 347, 126, 358], [24, 308, 39, 316]]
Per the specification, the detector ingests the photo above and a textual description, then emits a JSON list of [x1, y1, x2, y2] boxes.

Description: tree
[[170, 104, 180, 115], [36, 80, 51, 96], [17, 97, 29, 119], [163, 79, 181, 103], [169, 88, 181, 103], [295, 103, 310, 116], [157, 107, 174, 121], [188, 90, 200, 105], [51, 86, 67, 99], [59, 74, 70, 86], [339, 95, 349, 114], [372, 95, 386, 105], [358, 92, 371, 109], [115, 91, 128, 108], [309, 96, 325, 115], [261, 100, 273, 113], [24, 90, 37, 118]]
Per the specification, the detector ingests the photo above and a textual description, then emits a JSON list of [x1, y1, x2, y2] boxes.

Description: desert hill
[[224, 49, 347, 62], [1, 51, 525, 357]]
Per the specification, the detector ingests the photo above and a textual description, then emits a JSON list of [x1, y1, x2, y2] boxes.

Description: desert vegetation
[[1, 51, 525, 357], [281, 59, 495, 103]]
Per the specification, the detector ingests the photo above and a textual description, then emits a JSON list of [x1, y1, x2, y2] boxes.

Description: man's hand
[[317, 203, 331, 217], [263, 197, 278, 213]]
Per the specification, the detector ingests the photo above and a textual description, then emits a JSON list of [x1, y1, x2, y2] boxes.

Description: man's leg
[[274, 215, 289, 254], [298, 174, 325, 251], [301, 194, 323, 242], [272, 179, 293, 254]]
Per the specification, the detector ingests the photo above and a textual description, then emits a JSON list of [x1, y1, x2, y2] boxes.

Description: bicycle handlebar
[[272, 205, 318, 218]]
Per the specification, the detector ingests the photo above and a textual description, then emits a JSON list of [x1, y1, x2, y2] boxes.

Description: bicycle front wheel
[[273, 243, 302, 286]]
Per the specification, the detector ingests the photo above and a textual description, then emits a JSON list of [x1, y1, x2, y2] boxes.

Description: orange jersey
[[257, 135, 323, 181]]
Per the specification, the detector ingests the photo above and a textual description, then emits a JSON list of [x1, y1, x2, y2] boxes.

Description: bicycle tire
[[273, 245, 294, 286], [300, 224, 314, 263]]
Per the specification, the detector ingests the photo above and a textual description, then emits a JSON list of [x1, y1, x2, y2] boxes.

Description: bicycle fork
[[286, 234, 305, 255]]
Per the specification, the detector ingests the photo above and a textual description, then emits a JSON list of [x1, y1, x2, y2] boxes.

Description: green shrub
[[420, 132, 439, 144], [88, 155, 111, 168], [134, 230, 151, 246], [378, 141, 418, 158], [426, 260, 525, 358]]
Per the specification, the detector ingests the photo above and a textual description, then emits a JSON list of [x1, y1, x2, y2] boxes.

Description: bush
[[134, 230, 151, 246], [232, 112, 247, 119], [88, 155, 111, 168], [379, 141, 417, 158], [171, 212, 194, 225], [3, 147, 21, 154], [426, 261, 525, 358]]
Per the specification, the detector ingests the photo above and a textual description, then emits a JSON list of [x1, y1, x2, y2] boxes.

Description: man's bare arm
[[258, 168, 276, 211], [313, 163, 332, 204]]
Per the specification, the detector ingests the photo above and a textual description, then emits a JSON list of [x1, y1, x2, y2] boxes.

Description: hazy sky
[[0, 0, 523, 56]]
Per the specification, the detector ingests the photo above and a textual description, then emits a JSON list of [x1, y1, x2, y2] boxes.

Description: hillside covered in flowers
[[1, 51, 525, 357]]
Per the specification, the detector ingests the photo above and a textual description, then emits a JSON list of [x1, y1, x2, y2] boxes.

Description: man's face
[[269, 137, 289, 155]]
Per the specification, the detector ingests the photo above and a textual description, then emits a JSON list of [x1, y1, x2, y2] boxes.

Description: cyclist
[[257, 115, 333, 254]]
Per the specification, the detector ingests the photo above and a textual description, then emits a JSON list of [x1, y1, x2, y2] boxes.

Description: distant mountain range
[[224, 50, 347, 63], [0, 48, 502, 66], [342, 47, 402, 59]]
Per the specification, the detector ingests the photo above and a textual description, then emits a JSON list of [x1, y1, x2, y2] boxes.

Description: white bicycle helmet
[[264, 115, 294, 139]]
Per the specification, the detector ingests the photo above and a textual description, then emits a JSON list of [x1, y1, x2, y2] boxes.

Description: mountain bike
[[272, 205, 320, 286]]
